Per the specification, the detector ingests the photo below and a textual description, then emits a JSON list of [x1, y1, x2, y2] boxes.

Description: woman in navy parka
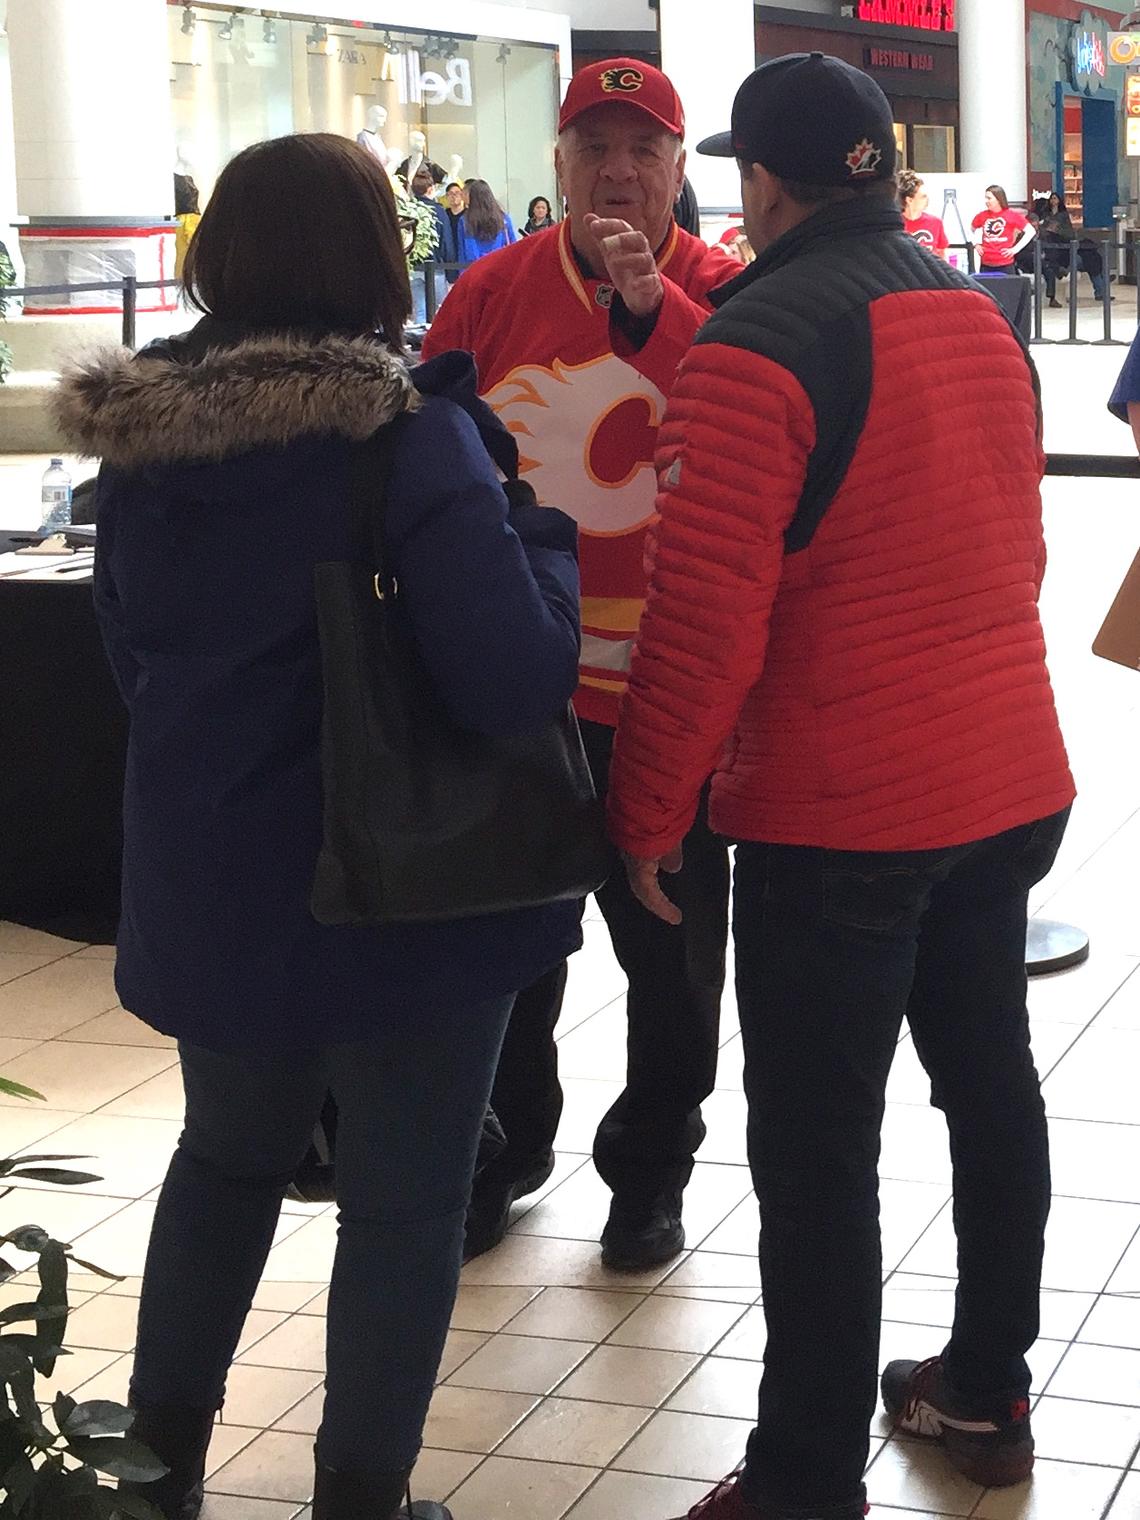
[[55, 134, 582, 1520]]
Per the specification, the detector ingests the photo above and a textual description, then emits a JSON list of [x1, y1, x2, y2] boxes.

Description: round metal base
[[1026, 919, 1090, 977]]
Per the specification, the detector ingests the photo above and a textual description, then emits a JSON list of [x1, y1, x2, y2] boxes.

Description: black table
[[974, 272, 1033, 340], [0, 530, 124, 942]]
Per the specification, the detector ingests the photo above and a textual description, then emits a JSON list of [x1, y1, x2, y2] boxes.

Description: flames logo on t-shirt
[[910, 227, 935, 249], [846, 138, 883, 177], [985, 216, 1007, 239], [600, 67, 644, 94]]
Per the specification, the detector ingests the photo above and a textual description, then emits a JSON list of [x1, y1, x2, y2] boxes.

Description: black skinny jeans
[[489, 717, 731, 1198], [130, 994, 515, 1476], [734, 811, 1068, 1512]]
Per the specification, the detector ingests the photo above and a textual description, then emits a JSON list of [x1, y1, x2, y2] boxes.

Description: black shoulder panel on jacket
[[693, 221, 990, 554]]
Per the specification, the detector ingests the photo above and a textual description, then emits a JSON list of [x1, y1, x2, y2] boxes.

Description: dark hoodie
[[55, 327, 583, 1051]]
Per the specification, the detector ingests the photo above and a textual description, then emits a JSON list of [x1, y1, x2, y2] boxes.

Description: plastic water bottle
[[39, 458, 73, 536]]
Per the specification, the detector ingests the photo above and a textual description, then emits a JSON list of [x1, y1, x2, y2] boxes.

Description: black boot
[[312, 1462, 453, 1520], [118, 1404, 216, 1520]]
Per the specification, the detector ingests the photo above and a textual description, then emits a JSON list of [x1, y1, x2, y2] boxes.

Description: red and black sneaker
[[670, 1469, 868, 1520], [881, 1356, 1034, 1488]]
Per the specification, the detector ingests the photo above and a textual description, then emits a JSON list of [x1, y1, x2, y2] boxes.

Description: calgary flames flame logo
[[485, 355, 665, 535], [600, 67, 644, 94]]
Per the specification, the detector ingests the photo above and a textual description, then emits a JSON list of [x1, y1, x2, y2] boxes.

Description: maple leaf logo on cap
[[846, 138, 883, 177], [600, 66, 644, 93]]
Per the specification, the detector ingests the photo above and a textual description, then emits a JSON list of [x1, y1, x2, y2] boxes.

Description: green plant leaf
[[62, 1401, 137, 1439], [34, 1241, 69, 1377], [0, 1301, 66, 1327], [4, 1365, 51, 1447], [64, 1434, 169, 1483], [0, 1080, 45, 1104], [52, 1391, 77, 1432], [0, 1453, 39, 1516], [102, 1489, 167, 1520], [65, 1257, 124, 1283], [5, 1169, 104, 1187], [0, 1228, 50, 1254]]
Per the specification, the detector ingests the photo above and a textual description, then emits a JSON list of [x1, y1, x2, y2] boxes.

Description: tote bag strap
[[347, 418, 410, 595]]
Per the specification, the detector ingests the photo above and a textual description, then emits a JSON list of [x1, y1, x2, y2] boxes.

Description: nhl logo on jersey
[[595, 284, 615, 309], [600, 67, 644, 94]]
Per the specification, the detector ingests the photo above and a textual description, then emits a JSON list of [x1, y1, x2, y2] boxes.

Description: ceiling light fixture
[[217, 12, 235, 41], [263, 15, 276, 43], [180, 5, 196, 34], [308, 21, 328, 46]]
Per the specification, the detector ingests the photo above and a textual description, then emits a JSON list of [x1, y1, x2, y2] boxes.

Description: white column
[[659, 0, 755, 212], [7, 0, 174, 220], [958, 0, 1027, 202]]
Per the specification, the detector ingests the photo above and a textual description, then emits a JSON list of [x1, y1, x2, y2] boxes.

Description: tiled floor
[[4, 357, 1140, 1518]]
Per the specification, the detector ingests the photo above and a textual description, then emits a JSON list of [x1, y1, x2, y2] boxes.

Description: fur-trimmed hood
[[55, 328, 419, 472]]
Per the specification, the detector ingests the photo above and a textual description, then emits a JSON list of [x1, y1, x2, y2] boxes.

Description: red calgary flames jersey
[[422, 219, 737, 725]]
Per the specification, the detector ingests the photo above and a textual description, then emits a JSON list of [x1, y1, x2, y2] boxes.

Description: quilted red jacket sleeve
[[607, 341, 816, 859]]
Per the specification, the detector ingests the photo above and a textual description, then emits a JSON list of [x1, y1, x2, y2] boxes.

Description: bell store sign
[[855, 0, 956, 29]]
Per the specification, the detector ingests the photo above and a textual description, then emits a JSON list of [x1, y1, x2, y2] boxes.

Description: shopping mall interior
[[3, 2, 1140, 1519]]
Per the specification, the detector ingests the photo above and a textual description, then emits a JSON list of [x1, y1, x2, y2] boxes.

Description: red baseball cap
[[558, 58, 685, 139]]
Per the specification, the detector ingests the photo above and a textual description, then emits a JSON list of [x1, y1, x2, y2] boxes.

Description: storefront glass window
[[168, 5, 559, 224], [912, 125, 955, 175]]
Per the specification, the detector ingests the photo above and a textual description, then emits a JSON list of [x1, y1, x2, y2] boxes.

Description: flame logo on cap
[[600, 67, 644, 93], [846, 138, 883, 178]]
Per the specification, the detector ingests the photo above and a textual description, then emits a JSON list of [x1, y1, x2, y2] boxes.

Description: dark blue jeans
[[735, 811, 1069, 1513], [130, 994, 515, 1476]]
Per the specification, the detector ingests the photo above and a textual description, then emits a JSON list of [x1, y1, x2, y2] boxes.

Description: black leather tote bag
[[310, 424, 610, 926]]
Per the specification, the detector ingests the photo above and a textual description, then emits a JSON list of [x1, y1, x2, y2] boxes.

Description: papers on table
[[0, 550, 96, 582]]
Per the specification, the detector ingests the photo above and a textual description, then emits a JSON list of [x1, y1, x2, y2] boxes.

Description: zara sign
[[855, 0, 955, 28]]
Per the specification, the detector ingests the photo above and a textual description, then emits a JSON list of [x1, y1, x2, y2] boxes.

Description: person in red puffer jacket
[[607, 55, 1074, 1520]]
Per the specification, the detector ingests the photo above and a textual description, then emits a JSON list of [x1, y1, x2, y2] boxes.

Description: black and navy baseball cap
[[698, 53, 897, 188]]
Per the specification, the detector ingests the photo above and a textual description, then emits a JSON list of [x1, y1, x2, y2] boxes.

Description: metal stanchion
[[423, 260, 439, 323], [1060, 238, 1082, 343], [1032, 237, 1047, 343], [120, 276, 138, 350], [1091, 238, 1121, 346]]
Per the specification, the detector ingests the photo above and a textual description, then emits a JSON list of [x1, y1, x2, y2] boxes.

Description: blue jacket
[[55, 325, 583, 1050], [459, 214, 516, 266]]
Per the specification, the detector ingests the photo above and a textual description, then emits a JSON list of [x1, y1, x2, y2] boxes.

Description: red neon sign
[[856, 0, 956, 29]]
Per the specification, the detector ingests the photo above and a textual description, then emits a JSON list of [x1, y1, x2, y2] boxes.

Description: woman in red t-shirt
[[899, 170, 949, 261], [971, 184, 1036, 274]]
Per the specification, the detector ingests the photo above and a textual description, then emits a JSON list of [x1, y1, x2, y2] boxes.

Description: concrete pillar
[[659, 0, 756, 212], [7, 0, 173, 221], [958, 0, 1028, 202]]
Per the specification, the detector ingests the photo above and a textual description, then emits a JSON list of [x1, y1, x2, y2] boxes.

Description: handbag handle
[[349, 422, 406, 601]]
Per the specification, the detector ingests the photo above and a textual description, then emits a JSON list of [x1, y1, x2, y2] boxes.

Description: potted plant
[[1, 1075, 165, 1519], [0, 240, 15, 384]]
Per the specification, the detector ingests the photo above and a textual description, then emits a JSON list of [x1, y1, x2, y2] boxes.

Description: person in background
[[899, 169, 948, 261], [1109, 324, 1140, 451], [606, 53, 1073, 1520], [523, 194, 557, 235], [423, 57, 740, 1272], [409, 163, 450, 322], [719, 225, 755, 265], [442, 181, 467, 285], [972, 184, 1036, 274], [1036, 190, 1110, 306], [173, 172, 202, 279], [673, 173, 701, 235], [457, 179, 516, 266], [54, 132, 583, 1520]]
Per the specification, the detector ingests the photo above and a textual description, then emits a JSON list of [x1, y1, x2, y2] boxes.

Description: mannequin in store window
[[357, 105, 390, 170], [397, 130, 445, 192]]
